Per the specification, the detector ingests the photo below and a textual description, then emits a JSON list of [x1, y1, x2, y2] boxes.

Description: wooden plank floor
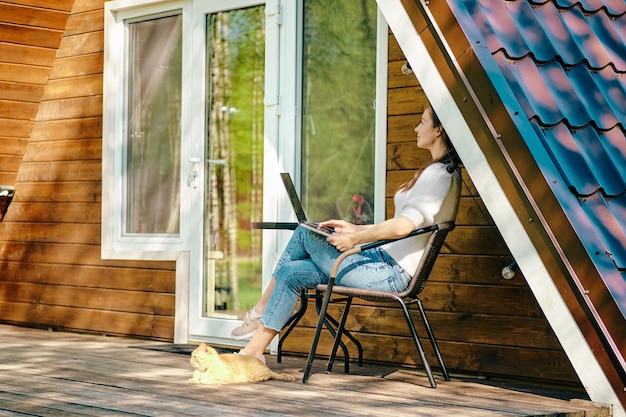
[[0, 324, 610, 417]]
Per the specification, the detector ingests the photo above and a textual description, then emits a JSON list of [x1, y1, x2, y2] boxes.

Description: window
[[126, 13, 182, 235], [103, 1, 189, 258], [300, 0, 379, 224]]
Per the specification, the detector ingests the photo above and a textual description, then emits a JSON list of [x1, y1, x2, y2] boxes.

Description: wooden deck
[[0, 324, 610, 417]]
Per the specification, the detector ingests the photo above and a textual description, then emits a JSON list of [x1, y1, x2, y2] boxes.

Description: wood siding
[[0, 1, 579, 387], [0, 0, 73, 185], [0, 0, 176, 340]]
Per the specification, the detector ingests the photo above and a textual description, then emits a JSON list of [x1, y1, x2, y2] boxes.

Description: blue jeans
[[262, 225, 411, 331]]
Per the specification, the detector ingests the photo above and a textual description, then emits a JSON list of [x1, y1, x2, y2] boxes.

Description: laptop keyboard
[[303, 221, 334, 235]]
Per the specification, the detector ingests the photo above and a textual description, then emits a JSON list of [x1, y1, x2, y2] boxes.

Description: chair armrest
[[358, 223, 443, 251], [328, 222, 454, 278]]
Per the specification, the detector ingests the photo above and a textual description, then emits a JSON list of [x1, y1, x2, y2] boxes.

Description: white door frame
[[187, 0, 284, 346]]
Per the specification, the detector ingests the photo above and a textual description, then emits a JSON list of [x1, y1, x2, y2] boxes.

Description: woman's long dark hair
[[398, 106, 461, 192]]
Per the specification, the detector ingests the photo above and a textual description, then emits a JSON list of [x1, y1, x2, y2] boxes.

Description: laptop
[[280, 172, 335, 237]]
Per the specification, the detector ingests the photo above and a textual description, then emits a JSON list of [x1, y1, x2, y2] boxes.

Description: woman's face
[[414, 107, 441, 151]]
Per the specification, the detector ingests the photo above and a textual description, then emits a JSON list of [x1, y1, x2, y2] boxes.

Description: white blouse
[[382, 162, 461, 276]]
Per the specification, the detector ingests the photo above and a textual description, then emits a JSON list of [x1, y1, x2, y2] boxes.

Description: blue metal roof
[[478, 1, 626, 68], [536, 0, 626, 16], [451, 0, 626, 312], [495, 54, 625, 128]]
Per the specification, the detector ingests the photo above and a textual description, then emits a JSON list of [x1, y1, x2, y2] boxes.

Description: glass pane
[[204, 6, 265, 318], [126, 14, 182, 234], [301, 0, 377, 224]]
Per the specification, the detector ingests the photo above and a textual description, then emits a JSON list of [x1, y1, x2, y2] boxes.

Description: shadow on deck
[[0, 324, 610, 416]]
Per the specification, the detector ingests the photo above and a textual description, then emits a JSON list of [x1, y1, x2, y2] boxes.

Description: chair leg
[[319, 314, 351, 373], [281, 289, 357, 373], [347, 327, 364, 367], [398, 301, 437, 388], [326, 296, 353, 374], [312, 291, 351, 371], [309, 291, 352, 372], [277, 289, 309, 363], [416, 299, 450, 381], [314, 291, 363, 371], [324, 311, 364, 367], [303, 278, 336, 383]]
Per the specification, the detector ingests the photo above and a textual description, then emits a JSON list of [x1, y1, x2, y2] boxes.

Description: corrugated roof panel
[[532, 0, 626, 16], [463, 1, 530, 58], [580, 193, 626, 270], [503, 1, 560, 62], [559, 8, 626, 70], [493, 53, 625, 129], [472, 1, 626, 69], [600, 127, 626, 189], [592, 67, 626, 129], [526, 2, 588, 64], [584, 11, 626, 71], [532, 122, 597, 194], [537, 123, 626, 196], [468, 1, 572, 62], [495, 54, 588, 126], [566, 64, 625, 129]]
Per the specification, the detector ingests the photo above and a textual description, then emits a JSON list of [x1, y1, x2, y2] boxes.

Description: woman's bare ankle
[[241, 347, 263, 357]]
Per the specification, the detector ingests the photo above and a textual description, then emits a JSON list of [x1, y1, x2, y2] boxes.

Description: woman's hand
[[318, 220, 359, 251], [322, 216, 417, 252], [318, 219, 357, 234], [326, 232, 358, 252]]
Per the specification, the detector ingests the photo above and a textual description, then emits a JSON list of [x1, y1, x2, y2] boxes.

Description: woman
[[231, 106, 462, 363]]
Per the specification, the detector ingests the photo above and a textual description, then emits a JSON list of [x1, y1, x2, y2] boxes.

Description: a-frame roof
[[376, 0, 624, 413]]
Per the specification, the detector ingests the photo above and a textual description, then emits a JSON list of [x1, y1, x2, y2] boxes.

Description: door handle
[[189, 158, 227, 189], [207, 159, 226, 165], [189, 157, 201, 189]]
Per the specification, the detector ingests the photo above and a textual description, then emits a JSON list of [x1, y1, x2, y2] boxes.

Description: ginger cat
[[188, 343, 295, 385]]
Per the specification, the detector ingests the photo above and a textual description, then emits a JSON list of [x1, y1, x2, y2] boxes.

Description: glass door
[[188, 0, 268, 343], [203, 6, 265, 320]]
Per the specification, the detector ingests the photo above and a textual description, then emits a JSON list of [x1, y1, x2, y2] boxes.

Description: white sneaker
[[231, 309, 261, 340]]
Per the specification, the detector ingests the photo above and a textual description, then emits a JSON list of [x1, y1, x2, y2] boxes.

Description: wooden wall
[[280, 33, 581, 387], [0, 0, 176, 340], [0, 0, 73, 185]]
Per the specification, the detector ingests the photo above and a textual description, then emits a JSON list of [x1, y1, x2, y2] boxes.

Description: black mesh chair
[[302, 222, 455, 388]]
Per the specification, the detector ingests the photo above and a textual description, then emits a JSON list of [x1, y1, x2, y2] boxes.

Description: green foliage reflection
[[302, 0, 377, 223]]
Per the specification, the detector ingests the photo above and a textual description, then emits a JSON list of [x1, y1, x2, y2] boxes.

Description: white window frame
[[103, 0, 192, 260], [374, 9, 389, 222]]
